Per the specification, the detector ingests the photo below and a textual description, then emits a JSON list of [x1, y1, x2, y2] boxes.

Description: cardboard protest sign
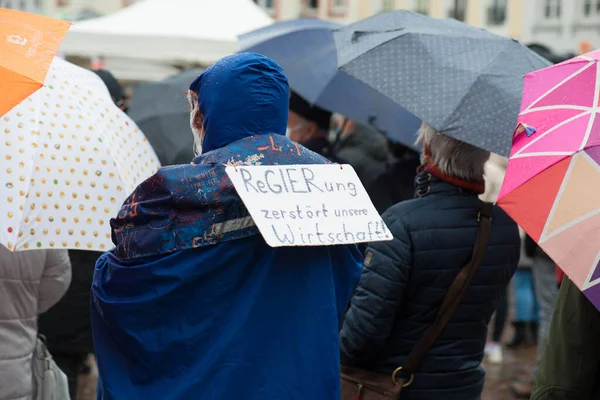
[[226, 164, 392, 247]]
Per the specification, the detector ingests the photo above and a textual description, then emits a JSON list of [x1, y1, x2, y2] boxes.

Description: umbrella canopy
[[239, 18, 421, 148], [334, 10, 551, 156], [128, 68, 202, 165], [527, 43, 576, 65], [0, 57, 161, 252], [497, 50, 600, 310], [0, 9, 71, 115], [59, 0, 273, 64]]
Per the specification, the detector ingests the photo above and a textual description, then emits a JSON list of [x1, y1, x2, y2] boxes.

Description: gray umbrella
[[334, 11, 551, 156], [128, 68, 202, 165]]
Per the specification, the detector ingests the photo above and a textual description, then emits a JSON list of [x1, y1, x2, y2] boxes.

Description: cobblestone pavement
[[76, 355, 97, 400], [78, 346, 538, 400], [482, 346, 537, 400]]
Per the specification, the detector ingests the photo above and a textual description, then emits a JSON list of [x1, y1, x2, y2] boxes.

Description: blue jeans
[[513, 268, 539, 323]]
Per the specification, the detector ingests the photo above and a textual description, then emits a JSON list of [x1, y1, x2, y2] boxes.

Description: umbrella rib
[[542, 207, 600, 246], [511, 151, 573, 158], [439, 40, 514, 141], [338, 32, 405, 67], [502, 109, 591, 204], [537, 153, 584, 244], [538, 155, 577, 245], [582, 250, 600, 290], [579, 61, 600, 151], [339, 29, 505, 68], [513, 110, 590, 156], [14, 97, 43, 249], [539, 152, 600, 290], [523, 61, 595, 113], [521, 105, 591, 114]]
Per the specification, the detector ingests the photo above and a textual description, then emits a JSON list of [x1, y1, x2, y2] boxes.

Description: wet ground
[[76, 354, 97, 400], [482, 346, 537, 400], [77, 345, 538, 399]]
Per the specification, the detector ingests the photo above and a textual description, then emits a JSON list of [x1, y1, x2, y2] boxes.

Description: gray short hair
[[416, 123, 489, 182]]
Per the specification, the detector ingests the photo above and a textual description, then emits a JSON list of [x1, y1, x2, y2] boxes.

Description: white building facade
[[253, 0, 364, 23], [2, 0, 594, 55], [251, 0, 596, 54], [0, 0, 46, 14], [520, 0, 600, 53]]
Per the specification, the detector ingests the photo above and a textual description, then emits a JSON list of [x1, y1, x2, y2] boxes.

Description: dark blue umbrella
[[128, 68, 202, 165], [239, 18, 421, 149], [334, 11, 552, 156]]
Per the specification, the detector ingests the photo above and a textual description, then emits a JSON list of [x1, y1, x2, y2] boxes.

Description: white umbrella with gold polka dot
[[0, 57, 161, 252]]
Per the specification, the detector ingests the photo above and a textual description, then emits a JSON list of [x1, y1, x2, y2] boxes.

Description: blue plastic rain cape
[[92, 53, 363, 400]]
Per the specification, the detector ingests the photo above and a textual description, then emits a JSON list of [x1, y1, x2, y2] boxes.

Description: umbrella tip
[[514, 123, 537, 139]]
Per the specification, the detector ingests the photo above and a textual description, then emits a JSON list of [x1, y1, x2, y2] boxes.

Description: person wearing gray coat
[[0, 245, 71, 400]]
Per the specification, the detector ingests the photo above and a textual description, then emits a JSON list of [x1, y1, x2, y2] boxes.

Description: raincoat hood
[[189, 52, 289, 153]]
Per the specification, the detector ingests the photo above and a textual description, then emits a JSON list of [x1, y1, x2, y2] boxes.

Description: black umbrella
[[526, 43, 576, 65], [128, 68, 202, 165], [334, 11, 551, 156]]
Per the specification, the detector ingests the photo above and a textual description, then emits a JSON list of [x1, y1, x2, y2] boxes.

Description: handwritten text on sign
[[226, 164, 393, 247]]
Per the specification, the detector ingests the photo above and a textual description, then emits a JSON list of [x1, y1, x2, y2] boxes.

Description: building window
[[416, 0, 429, 15], [543, 0, 562, 19], [382, 0, 395, 11], [583, 0, 600, 16], [330, 0, 347, 15], [2, 0, 42, 9], [449, 0, 468, 21], [253, 0, 276, 15], [301, 0, 319, 17], [487, 0, 507, 25]]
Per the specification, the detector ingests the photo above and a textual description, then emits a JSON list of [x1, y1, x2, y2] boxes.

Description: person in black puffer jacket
[[340, 123, 520, 400]]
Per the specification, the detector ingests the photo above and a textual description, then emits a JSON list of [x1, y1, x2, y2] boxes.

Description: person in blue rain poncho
[[91, 53, 363, 400]]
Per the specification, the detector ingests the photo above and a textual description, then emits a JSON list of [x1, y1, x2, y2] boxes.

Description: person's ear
[[192, 111, 204, 131], [423, 143, 431, 156], [342, 120, 354, 136], [308, 121, 318, 136], [421, 143, 434, 165]]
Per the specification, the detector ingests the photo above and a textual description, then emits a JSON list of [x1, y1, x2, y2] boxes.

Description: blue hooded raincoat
[[91, 53, 363, 400]]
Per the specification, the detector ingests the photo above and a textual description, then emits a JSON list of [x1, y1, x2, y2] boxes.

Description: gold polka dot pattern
[[0, 57, 161, 252]]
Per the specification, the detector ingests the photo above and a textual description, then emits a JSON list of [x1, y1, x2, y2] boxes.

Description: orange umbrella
[[0, 9, 71, 116]]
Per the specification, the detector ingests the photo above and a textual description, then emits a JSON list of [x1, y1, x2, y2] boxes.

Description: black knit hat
[[289, 91, 331, 130], [93, 69, 125, 105]]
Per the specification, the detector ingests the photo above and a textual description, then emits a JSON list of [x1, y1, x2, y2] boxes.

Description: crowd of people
[[0, 17, 596, 400], [0, 52, 544, 400]]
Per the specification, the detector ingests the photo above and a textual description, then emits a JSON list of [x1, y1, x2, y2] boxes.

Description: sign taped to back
[[226, 164, 393, 247]]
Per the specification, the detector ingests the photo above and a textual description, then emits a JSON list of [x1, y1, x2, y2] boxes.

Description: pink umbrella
[[498, 50, 600, 309]]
